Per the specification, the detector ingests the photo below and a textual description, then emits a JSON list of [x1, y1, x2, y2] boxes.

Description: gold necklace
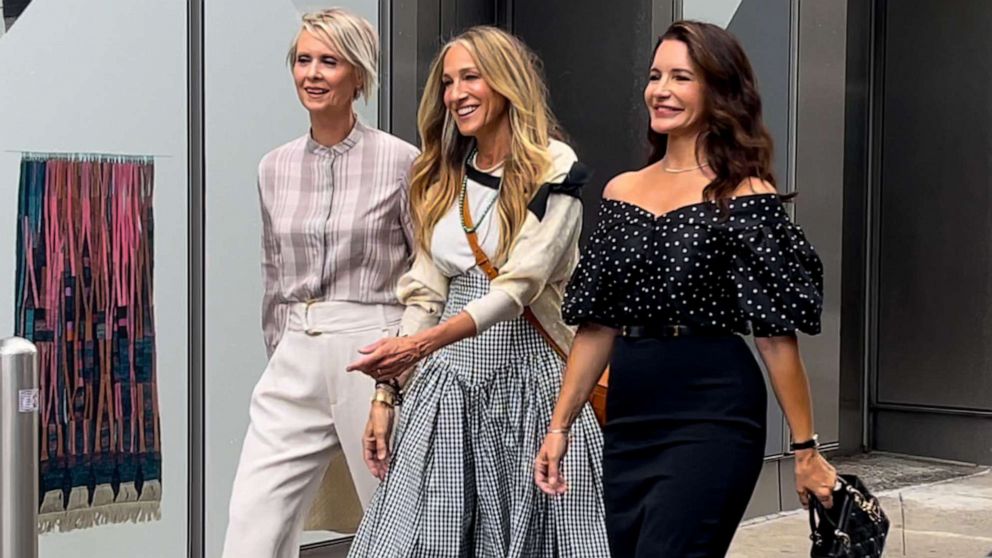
[[662, 161, 710, 174]]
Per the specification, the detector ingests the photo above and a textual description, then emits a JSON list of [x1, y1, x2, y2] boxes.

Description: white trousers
[[222, 301, 403, 558]]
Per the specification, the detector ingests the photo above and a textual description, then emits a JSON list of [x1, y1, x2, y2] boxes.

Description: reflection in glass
[[2, 0, 33, 33]]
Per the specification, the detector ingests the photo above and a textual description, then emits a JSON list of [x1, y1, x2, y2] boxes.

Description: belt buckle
[[669, 324, 681, 337], [304, 298, 322, 336]]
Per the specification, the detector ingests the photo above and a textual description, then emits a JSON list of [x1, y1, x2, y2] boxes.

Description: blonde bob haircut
[[287, 9, 379, 102], [409, 26, 562, 263]]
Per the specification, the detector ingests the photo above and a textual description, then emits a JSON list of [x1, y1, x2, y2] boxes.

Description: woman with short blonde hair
[[346, 26, 609, 557], [287, 8, 379, 101], [222, 9, 418, 558]]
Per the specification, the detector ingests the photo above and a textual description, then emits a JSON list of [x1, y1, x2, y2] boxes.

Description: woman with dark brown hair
[[534, 20, 837, 557]]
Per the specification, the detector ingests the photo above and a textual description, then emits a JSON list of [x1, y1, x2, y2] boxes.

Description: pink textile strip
[[126, 164, 138, 452]]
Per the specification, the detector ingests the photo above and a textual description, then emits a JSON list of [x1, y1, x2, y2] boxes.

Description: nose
[[448, 79, 468, 103], [306, 61, 321, 81], [653, 81, 672, 101]]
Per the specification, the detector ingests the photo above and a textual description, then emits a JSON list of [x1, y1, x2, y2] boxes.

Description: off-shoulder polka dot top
[[561, 193, 823, 337]]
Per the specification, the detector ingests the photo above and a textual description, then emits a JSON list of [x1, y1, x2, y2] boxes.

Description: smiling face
[[440, 43, 509, 139], [291, 30, 361, 116], [644, 39, 705, 135]]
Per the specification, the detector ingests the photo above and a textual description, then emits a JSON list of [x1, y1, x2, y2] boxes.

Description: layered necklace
[[458, 147, 503, 234]]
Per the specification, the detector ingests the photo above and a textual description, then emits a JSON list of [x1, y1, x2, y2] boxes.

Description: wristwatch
[[790, 434, 819, 452]]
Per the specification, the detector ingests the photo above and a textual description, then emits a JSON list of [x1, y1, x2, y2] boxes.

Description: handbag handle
[[808, 477, 856, 542], [461, 193, 568, 361]]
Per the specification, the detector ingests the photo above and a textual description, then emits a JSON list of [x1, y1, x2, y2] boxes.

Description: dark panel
[[875, 410, 992, 465], [189, 0, 206, 555], [3, 1, 31, 19], [838, 0, 873, 455], [441, 0, 495, 37], [874, 1, 992, 410], [511, 0, 654, 244], [794, 0, 847, 451]]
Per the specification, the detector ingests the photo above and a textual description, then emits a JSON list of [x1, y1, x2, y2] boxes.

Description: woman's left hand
[[795, 449, 838, 509], [363, 402, 395, 481], [347, 336, 426, 380]]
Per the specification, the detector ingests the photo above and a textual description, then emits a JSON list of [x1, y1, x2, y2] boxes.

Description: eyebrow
[[649, 66, 695, 75], [442, 66, 480, 79], [295, 51, 338, 59]]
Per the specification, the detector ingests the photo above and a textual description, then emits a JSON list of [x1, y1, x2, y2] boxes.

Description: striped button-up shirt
[[257, 120, 419, 356]]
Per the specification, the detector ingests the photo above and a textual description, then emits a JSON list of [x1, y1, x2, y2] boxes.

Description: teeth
[[457, 106, 478, 116]]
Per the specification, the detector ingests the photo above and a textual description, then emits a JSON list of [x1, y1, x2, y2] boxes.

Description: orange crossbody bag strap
[[460, 196, 567, 361]]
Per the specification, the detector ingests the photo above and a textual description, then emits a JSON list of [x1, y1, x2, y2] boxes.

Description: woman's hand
[[795, 449, 837, 509], [534, 432, 570, 495], [363, 402, 395, 481], [347, 337, 427, 381]]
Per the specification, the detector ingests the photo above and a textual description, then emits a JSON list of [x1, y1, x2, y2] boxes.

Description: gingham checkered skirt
[[348, 274, 610, 557]]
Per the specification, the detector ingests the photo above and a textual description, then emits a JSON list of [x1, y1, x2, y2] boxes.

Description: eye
[[648, 73, 661, 81], [321, 56, 338, 66], [465, 74, 480, 81], [675, 75, 691, 82], [296, 55, 311, 64]]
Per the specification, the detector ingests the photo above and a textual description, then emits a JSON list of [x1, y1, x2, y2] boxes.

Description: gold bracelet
[[375, 381, 403, 405], [371, 388, 396, 408]]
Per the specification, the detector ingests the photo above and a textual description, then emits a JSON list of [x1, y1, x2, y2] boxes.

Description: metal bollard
[[0, 337, 38, 558]]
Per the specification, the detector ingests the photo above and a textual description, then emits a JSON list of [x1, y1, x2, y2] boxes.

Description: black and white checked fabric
[[349, 274, 610, 557]]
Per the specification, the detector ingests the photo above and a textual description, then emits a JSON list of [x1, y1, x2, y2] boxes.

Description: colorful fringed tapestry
[[14, 154, 161, 533]]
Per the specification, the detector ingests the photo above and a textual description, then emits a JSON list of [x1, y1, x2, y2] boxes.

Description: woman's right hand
[[534, 432, 570, 495], [363, 402, 395, 481]]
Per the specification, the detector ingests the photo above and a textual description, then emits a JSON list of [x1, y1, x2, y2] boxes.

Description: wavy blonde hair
[[410, 26, 561, 263]]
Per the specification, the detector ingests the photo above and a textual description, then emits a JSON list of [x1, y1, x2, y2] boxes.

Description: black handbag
[[809, 474, 890, 557]]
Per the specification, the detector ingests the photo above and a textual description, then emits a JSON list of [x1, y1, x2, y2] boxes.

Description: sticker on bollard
[[18, 388, 38, 413]]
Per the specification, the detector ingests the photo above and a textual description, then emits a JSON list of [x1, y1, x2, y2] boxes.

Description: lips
[[653, 105, 684, 117], [455, 104, 479, 118], [305, 86, 329, 96]]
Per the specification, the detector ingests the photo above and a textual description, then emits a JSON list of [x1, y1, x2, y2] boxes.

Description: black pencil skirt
[[602, 334, 768, 557]]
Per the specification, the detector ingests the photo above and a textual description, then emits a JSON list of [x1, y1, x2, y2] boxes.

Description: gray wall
[[870, 0, 992, 465], [0, 1, 189, 556]]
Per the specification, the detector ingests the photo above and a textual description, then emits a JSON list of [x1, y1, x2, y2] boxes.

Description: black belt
[[620, 324, 729, 338]]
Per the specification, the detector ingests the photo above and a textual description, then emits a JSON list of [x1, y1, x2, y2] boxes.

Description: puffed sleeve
[[728, 198, 823, 337], [561, 201, 630, 328]]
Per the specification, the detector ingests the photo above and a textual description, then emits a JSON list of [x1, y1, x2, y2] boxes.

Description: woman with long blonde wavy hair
[[346, 26, 609, 557]]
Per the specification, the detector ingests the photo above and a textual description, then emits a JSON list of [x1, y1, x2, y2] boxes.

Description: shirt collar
[[305, 117, 365, 157]]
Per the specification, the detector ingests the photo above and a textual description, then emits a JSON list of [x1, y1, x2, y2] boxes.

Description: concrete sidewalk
[[728, 467, 992, 557]]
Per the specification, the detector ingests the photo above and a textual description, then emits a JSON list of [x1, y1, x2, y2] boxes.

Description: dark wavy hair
[[648, 21, 785, 206]]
